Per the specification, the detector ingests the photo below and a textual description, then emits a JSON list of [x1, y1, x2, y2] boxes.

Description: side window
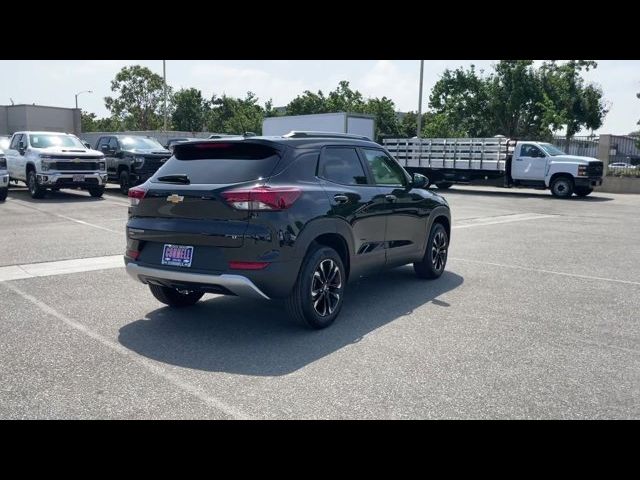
[[9, 134, 23, 150], [96, 137, 109, 150], [318, 147, 368, 185], [108, 137, 119, 150], [521, 144, 543, 157], [362, 149, 406, 186]]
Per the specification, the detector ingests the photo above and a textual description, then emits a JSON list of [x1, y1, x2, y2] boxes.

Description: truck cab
[[509, 141, 603, 197], [4, 131, 107, 199], [95, 135, 171, 195]]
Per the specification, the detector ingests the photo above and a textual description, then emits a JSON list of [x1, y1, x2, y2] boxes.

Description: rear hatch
[[128, 141, 283, 271]]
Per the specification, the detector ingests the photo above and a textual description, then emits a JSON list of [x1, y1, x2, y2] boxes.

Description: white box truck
[[382, 137, 604, 198], [263, 113, 376, 140]]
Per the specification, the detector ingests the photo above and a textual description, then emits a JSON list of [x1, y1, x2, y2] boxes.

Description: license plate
[[161, 244, 194, 268], [73, 174, 85, 182]]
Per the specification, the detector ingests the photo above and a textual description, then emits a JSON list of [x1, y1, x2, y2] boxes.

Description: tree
[[104, 65, 171, 130], [488, 60, 548, 139], [362, 97, 400, 142], [206, 92, 265, 134], [539, 60, 608, 140], [426, 60, 608, 140], [81, 110, 122, 132], [428, 65, 493, 137], [171, 88, 209, 132], [286, 90, 328, 115], [81, 111, 98, 132]]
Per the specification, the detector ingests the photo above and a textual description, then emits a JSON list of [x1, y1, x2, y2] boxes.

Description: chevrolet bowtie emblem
[[166, 194, 184, 204]]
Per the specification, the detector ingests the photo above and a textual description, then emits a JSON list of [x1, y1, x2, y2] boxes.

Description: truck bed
[[383, 137, 512, 171]]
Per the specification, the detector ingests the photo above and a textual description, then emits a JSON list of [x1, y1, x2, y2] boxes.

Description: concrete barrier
[[596, 176, 640, 194]]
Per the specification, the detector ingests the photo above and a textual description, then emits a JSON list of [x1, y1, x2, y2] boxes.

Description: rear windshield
[[153, 142, 281, 184]]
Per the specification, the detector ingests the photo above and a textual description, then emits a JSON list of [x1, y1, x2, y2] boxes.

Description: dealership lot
[[0, 184, 638, 419]]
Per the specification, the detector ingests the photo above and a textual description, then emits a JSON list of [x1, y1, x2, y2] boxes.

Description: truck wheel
[[0, 188, 7, 202], [148, 284, 204, 307], [88, 186, 105, 198], [119, 170, 131, 195], [414, 222, 448, 279], [574, 187, 593, 197], [286, 244, 345, 329], [27, 170, 46, 199], [550, 176, 574, 198], [436, 182, 452, 190]]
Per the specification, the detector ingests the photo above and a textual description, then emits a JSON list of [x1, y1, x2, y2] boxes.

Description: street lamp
[[75, 90, 93, 109]]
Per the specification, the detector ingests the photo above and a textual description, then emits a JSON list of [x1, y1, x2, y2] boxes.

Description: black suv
[[124, 132, 451, 329], [95, 135, 171, 194]]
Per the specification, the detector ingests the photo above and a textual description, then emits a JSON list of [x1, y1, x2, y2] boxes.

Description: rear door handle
[[334, 194, 349, 204], [385, 194, 397, 202]]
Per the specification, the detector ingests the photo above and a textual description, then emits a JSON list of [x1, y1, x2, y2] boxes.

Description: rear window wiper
[[157, 174, 191, 184]]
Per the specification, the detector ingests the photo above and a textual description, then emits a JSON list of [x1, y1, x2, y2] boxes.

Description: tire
[[574, 186, 593, 197], [550, 176, 574, 198], [27, 170, 46, 199], [119, 170, 131, 195], [0, 188, 7, 202], [286, 244, 346, 329], [436, 182, 453, 190], [148, 284, 204, 307], [88, 186, 105, 198], [414, 222, 448, 279]]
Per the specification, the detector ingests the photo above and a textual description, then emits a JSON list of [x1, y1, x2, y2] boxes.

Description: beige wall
[[0, 105, 80, 135]]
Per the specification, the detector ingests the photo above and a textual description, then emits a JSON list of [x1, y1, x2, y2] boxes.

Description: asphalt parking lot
[[0, 184, 638, 419]]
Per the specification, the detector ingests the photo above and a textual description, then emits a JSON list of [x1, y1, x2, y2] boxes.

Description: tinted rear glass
[[153, 142, 281, 184]]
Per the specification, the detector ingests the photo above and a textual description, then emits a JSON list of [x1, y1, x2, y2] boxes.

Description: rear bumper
[[575, 177, 602, 188], [125, 261, 270, 300], [38, 172, 108, 187]]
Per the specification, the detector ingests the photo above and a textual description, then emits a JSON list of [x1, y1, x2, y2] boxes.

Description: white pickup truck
[[0, 136, 9, 202], [383, 137, 604, 198], [5, 131, 108, 199]]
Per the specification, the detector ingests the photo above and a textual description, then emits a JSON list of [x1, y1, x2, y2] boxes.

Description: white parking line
[[453, 213, 559, 229], [0, 255, 125, 282], [10, 199, 123, 234], [1, 281, 251, 420], [450, 257, 640, 287]]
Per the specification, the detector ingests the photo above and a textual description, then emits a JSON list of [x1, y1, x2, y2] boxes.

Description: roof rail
[[283, 131, 372, 141]]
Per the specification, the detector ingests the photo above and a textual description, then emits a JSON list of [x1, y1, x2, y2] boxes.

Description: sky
[[1, 60, 638, 135]]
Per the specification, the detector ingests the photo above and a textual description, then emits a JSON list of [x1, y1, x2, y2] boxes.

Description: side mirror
[[18, 141, 26, 155], [83, 142, 91, 149], [411, 173, 429, 189], [100, 145, 109, 152]]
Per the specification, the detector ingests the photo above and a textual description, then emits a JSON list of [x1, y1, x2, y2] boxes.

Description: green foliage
[[104, 65, 172, 130], [206, 92, 265, 135], [361, 97, 400, 141], [429, 65, 492, 137], [171, 88, 209, 132], [539, 60, 608, 140], [427, 60, 608, 140], [81, 110, 122, 132]]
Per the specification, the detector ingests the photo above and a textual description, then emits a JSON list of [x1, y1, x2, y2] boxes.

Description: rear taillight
[[128, 187, 147, 206], [222, 186, 302, 211], [126, 249, 140, 260]]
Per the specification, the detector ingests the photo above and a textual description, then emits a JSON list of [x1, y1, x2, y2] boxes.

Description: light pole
[[163, 60, 168, 133], [416, 60, 424, 139], [75, 90, 93, 109]]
